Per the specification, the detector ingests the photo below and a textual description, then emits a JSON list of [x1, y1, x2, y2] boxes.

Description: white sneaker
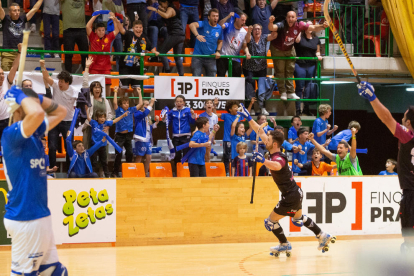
[[54, 54, 60, 58], [261, 108, 269, 115], [30, 23, 36, 33], [287, 93, 300, 100], [280, 93, 287, 101]]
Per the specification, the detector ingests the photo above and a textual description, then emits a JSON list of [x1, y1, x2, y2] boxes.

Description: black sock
[[272, 227, 288, 243], [303, 216, 322, 237]]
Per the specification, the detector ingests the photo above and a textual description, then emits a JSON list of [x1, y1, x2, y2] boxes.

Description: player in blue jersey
[[2, 86, 68, 275]]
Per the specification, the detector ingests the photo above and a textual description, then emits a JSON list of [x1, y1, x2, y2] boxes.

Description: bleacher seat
[[150, 163, 173, 177], [256, 163, 263, 176], [206, 162, 226, 177], [0, 164, 5, 180], [122, 163, 145, 178], [177, 163, 190, 177]]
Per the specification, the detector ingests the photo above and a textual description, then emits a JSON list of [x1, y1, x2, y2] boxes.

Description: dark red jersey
[[269, 151, 298, 194]]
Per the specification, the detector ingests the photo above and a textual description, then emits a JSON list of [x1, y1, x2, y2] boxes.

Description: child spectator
[[230, 114, 252, 162], [86, 13, 119, 97], [86, 108, 129, 177], [199, 99, 219, 162], [111, 86, 143, 177], [133, 98, 158, 177], [292, 127, 315, 175], [312, 104, 338, 146], [165, 95, 197, 167], [328, 121, 361, 151], [66, 135, 107, 178], [288, 115, 302, 144], [41, 137, 58, 178], [215, 100, 242, 176], [249, 115, 276, 154], [188, 117, 214, 177], [232, 141, 253, 176], [379, 159, 398, 175], [294, 148, 336, 176], [117, 19, 159, 96]]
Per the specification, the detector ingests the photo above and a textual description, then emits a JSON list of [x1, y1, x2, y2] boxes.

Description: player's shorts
[[4, 215, 59, 275], [89, 68, 111, 85], [400, 189, 414, 237], [119, 66, 141, 89], [134, 141, 152, 156], [274, 186, 303, 217]]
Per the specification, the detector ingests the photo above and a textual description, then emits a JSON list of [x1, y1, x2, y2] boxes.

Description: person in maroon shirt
[[268, 12, 327, 102], [86, 12, 120, 97], [237, 103, 335, 257], [358, 81, 414, 254]]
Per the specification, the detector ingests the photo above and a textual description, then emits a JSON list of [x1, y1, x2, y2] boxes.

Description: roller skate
[[317, 232, 336, 253], [269, 242, 292, 258]]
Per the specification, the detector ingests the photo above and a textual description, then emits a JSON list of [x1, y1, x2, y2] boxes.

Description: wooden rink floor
[[1, 238, 414, 276]]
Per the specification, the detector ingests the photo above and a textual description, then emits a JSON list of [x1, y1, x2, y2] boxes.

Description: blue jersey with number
[[2, 119, 50, 221]]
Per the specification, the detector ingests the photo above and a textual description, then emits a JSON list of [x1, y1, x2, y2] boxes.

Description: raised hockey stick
[[250, 122, 268, 204], [323, 0, 361, 83]]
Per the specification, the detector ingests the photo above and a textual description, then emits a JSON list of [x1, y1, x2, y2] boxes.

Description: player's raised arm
[[238, 103, 269, 144], [358, 82, 397, 135]]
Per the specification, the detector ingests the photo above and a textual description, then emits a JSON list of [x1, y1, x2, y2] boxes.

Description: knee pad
[[39, 262, 68, 276], [291, 215, 307, 227], [264, 218, 280, 232]]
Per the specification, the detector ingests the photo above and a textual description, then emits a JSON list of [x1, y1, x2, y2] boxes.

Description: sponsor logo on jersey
[[30, 158, 45, 170]]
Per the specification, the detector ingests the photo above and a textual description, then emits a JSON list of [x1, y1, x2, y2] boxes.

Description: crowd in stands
[[0, 0, 393, 178]]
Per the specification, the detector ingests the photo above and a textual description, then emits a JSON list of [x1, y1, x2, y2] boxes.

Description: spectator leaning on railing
[[190, 8, 223, 77], [268, 12, 328, 101], [147, 0, 186, 76], [217, 12, 250, 78], [243, 24, 277, 115], [61, 0, 89, 73], [40, 60, 79, 168], [0, 1, 43, 71]]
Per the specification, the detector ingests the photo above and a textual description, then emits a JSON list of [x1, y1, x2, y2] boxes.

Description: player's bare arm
[[350, 127, 357, 159], [41, 96, 67, 130]]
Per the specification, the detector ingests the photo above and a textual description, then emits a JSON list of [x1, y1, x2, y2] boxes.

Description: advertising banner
[[48, 179, 116, 244], [154, 76, 245, 116], [279, 177, 402, 236], [0, 181, 11, 245]]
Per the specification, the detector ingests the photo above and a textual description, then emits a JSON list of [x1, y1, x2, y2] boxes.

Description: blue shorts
[[134, 141, 152, 156]]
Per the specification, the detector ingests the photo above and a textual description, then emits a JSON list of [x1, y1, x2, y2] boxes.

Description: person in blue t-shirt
[[189, 8, 223, 76], [230, 114, 253, 163], [2, 87, 68, 275], [86, 107, 128, 177], [379, 159, 398, 175], [249, 114, 276, 154], [188, 117, 213, 177], [312, 104, 338, 146], [274, 125, 299, 153], [288, 115, 302, 144], [292, 127, 315, 174], [112, 86, 143, 177], [134, 97, 159, 176], [215, 100, 242, 176], [250, 0, 279, 52], [328, 120, 361, 151]]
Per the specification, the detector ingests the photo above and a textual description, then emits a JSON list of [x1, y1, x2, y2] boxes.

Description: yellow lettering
[[63, 215, 79, 237], [63, 190, 77, 216], [90, 188, 98, 205], [95, 206, 106, 220], [105, 204, 113, 215], [87, 207, 96, 224], [98, 189, 109, 203], [75, 213, 89, 229], [77, 191, 90, 208]]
